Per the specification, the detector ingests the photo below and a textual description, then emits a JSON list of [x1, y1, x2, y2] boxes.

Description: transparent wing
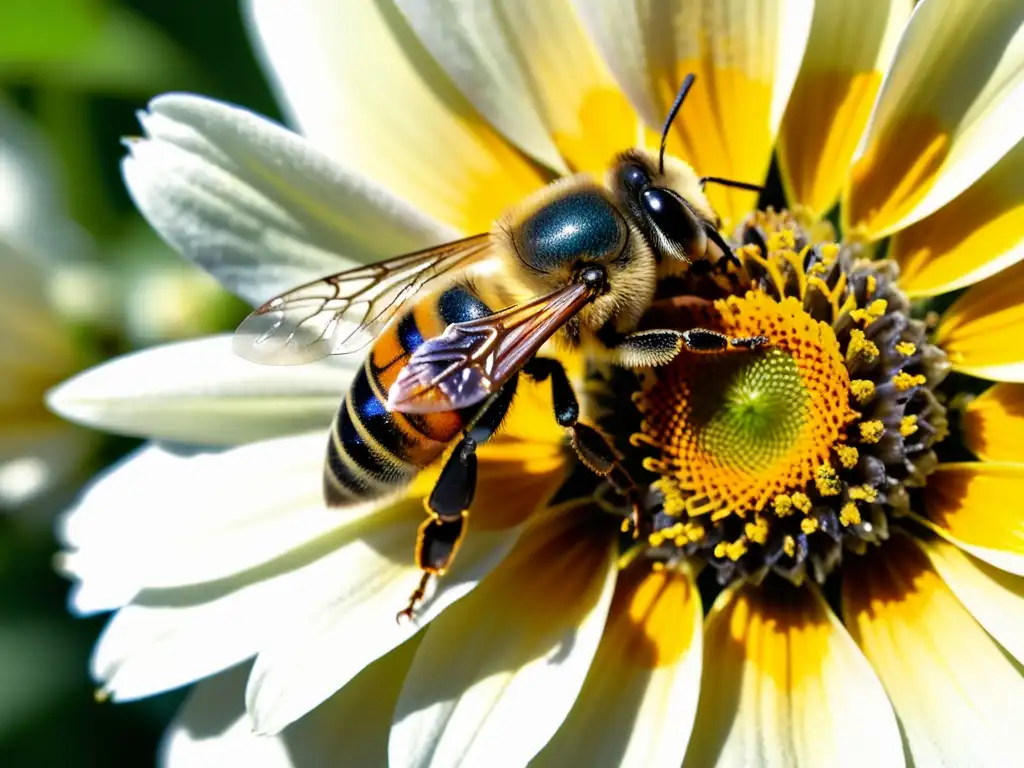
[[233, 233, 496, 365], [387, 282, 596, 414]]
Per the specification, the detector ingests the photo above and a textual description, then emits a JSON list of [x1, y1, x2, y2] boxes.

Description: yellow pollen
[[815, 464, 842, 496], [866, 275, 877, 295], [745, 517, 770, 544], [900, 415, 919, 437], [839, 503, 862, 526], [766, 230, 797, 251], [849, 299, 888, 326], [800, 517, 820, 534], [652, 561, 666, 572], [836, 445, 860, 468], [896, 341, 917, 356], [847, 330, 880, 363], [783, 535, 797, 557], [682, 522, 706, 542], [850, 379, 876, 403], [849, 485, 879, 503], [819, 243, 840, 264], [894, 371, 927, 391], [791, 492, 812, 513], [859, 420, 885, 443], [774, 494, 794, 517]]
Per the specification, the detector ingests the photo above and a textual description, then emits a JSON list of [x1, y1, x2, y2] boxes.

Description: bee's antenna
[[700, 176, 766, 194], [659, 73, 696, 176]]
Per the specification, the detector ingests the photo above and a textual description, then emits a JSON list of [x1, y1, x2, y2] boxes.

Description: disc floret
[[634, 210, 949, 585]]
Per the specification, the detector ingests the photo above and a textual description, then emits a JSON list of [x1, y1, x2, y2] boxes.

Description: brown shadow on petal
[[684, 579, 832, 768], [840, 531, 934, 621]]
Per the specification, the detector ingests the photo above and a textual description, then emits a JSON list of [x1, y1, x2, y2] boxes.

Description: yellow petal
[[389, 503, 618, 768], [246, 0, 548, 234], [683, 580, 903, 768], [891, 137, 1024, 297], [577, 0, 814, 226], [935, 259, 1024, 380], [924, 462, 1024, 575], [397, 0, 639, 177], [923, 537, 1024, 666], [777, 0, 911, 218], [841, 531, 1024, 767], [843, 0, 1024, 239], [533, 561, 703, 768], [962, 383, 1024, 462]]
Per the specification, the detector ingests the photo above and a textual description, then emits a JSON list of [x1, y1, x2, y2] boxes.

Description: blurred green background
[[0, 0, 278, 763]]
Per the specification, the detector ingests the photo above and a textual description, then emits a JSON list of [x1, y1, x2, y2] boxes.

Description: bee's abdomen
[[323, 286, 492, 508]]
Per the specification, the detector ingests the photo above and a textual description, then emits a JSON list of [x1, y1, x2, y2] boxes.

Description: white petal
[[244, 0, 549, 235], [845, 0, 1024, 237], [90, 495, 417, 702], [163, 641, 419, 768], [923, 538, 1024, 666], [842, 532, 1024, 768], [123, 93, 451, 306], [570, 0, 661, 128], [246, 503, 523, 735], [160, 666, 294, 768], [391, 0, 567, 173], [575, 0, 814, 224], [397, 0, 641, 175], [389, 506, 619, 768], [533, 562, 703, 768], [59, 434, 352, 595], [47, 334, 353, 445], [683, 582, 903, 768]]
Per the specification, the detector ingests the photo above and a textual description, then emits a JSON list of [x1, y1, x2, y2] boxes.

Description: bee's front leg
[[613, 328, 768, 367]]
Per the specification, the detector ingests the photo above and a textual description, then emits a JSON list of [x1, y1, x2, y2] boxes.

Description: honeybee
[[234, 74, 764, 618]]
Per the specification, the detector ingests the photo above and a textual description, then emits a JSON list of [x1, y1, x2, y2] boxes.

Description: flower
[[0, 99, 96, 513], [48, 0, 1024, 766]]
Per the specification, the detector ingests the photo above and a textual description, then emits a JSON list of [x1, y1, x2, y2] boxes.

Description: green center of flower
[[694, 349, 808, 475]]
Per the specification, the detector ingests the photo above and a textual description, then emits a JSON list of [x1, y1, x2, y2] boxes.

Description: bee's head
[[610, 148, 716, 265]]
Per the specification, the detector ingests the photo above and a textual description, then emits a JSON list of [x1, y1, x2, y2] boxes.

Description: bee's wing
[[233, 233, 496, 365], [387, 282, 595, 413]]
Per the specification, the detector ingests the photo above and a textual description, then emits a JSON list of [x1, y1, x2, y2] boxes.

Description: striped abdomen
[[323, 286, 493, 507]]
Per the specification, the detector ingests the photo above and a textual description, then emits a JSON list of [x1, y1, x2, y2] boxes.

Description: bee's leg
[[398, 513, 467, 623], [614, 328, 769, 368], [399, 381, 517, 622], [613, 329, 686, 368], [680, 328, 768, 353], [523, 357, 645, 535]]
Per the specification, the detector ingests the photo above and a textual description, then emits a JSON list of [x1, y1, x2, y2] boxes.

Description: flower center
[[640, 290, 855, 523], [623, 209, 950, 586], [699, 348, 807, 473]]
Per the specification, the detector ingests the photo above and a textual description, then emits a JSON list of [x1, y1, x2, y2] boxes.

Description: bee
[[233, 74, 765, 619]]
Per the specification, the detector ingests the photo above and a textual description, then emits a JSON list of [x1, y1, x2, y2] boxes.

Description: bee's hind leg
[[523, 357, 645, 536], [399, 380, 518, 623]]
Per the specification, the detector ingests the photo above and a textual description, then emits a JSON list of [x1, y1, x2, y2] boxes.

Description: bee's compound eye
[[641, 187, 706, 256]]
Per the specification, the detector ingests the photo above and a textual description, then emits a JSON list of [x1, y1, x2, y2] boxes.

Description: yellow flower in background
[[47, 0, 1024, 766], [0, 100, 97, 513]]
